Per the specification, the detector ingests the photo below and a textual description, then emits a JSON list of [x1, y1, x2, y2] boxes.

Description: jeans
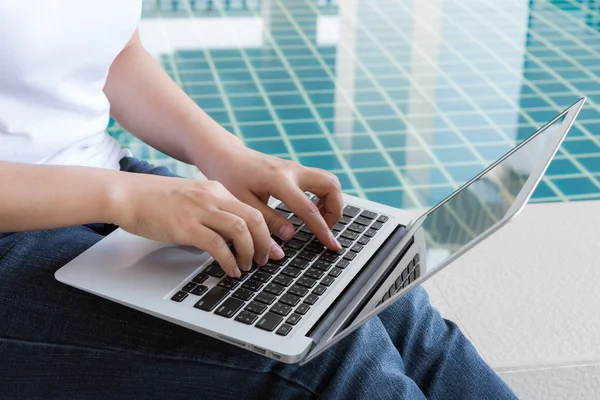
[[0, 157, 517, 400]]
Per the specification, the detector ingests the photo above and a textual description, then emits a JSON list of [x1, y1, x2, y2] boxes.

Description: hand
[[111, 173, 284, 278], [201, 145, 344, 251]]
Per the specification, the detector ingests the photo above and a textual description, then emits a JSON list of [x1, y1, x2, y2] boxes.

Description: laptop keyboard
[[170, 194, 389, 337], [376, 253, 421, 307]]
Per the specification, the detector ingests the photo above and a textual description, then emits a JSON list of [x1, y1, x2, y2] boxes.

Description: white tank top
[[0, 0, 142, 169]]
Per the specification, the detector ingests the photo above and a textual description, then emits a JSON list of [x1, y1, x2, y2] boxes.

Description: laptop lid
[[300, 98, 586, 365]]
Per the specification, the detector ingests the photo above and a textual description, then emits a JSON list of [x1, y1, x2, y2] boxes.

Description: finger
[[204, 210, 255, 273], [277, 184, 341, 251], [233, 200, 280, 266], [192, 224, 241, 278], [251, 198, 295, 242], [299, 169, 344, 229]]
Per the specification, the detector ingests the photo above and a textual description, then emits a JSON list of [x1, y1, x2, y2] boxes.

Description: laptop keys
[[286, 314, 302, 326], [320, 276, 335, 287], [303, 294, 319, 305], [242, 279, 264, 292], [343, 205, 360, 218], [171, 291, 188, 302], [295, 303, 311, 315], [287, 284, 309, 298], [218, 277, 239, 291], [279, 293, 302, 307], [289, 258, 309, 269], [235, 310, 259, 325], [261, 263, 280, 274], [204, 263, 225, 278], [252, 271, 272, 284], [255, 292, 277, 305], [245, 301, 267, 315], [276, 324, 293, 336], [271, 302, 293, 317], [194, 286, 230, 311], [191, 285, 208, 296], [357, 236, 370, 246], [281, 266, 302, 278], [214, 298, 245, 318], [273, 274, 294, 287], [297, 276, 317, 289], [232, 288, 254, 301], [264, 283, 286, 296], [182, 282, 197, 293], [294, 231, 312, 242], [312, 285, 327, 296], [377, 215, 389, 223], [360, 210, 377, 220], [364, 229, 377, 238], [192, 273, 209, 284], [256, 312, 283, 332]]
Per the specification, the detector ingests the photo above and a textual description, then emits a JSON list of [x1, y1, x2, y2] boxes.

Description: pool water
[[110, 0, 600, 209]]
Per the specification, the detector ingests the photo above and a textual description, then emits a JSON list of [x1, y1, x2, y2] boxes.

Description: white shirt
[[0, 0, 142, 169]]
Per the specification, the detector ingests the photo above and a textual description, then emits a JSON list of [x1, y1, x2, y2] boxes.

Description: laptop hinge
[[306, 225, 410, 343]]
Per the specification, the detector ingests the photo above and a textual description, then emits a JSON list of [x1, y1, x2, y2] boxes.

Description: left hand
[[201, 145, 343, 251]]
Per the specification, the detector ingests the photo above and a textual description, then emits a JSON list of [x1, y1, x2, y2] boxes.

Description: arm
[[104, 30, 343, 249], [103, 30, 233, 177], [0, 162, 119, 232]]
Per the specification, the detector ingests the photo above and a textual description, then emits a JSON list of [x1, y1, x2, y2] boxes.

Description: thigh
[[0, 227, 424, 399], [376, 287, 517, 400]]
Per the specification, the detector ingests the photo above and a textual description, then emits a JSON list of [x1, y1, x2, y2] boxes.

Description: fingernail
[[270, 243, 285, 260], [330, 232, 341, 249], [278, 225, 294, 240], [233, 267, 242, 278]]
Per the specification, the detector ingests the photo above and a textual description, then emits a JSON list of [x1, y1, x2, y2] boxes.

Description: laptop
[[55, 98, 585, 365]]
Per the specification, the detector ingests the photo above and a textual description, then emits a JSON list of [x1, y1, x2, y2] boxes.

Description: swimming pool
[[111, 0, 600, 209]]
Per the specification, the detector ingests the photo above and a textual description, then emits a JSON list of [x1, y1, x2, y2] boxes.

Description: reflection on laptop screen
[[419, 114, 567, 276]]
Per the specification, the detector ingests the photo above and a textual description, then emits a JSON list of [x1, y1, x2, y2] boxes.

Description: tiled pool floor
[[110, 0, 600, 210]]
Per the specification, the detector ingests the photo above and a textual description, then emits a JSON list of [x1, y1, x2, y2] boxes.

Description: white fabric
[[0, 0, 142, 169]]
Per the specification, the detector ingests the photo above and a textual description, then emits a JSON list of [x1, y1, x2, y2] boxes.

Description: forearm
[[0, 162, 121, 232], [103, 31, 243, 176]]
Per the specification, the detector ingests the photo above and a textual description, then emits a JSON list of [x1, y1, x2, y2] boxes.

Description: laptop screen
[[417, 113, 567, 279]]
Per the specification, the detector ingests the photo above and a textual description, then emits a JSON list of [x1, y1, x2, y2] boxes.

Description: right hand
[[110, 173, 285, 278]]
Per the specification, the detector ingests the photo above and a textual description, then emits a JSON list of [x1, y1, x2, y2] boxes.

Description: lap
[[0, 225, 424, 399]]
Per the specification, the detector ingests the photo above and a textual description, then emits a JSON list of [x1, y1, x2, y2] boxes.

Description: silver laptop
[[55, 98, 585, 365]]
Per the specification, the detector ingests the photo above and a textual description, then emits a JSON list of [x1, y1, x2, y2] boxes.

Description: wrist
[[190, 125, 246, 178]]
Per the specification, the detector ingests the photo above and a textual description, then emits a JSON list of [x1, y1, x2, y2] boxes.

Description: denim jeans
[[0, 157, 517, 399]]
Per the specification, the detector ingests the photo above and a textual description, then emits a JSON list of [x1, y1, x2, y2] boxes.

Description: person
[[0, 1, 517, 398]]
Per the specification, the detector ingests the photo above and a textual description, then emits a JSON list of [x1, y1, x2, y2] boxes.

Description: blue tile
[[316, 105, 334, 119], [207, 110, 230, 124], [213, 60, 246, 69], [376, 133, 407, 148], [268, 93, 306, 106], [298, 154, 343, 170], [462, 128, 504, 143], [275, 106, 314, 121], [365, 189, 416, 209], [284, 121, 324, 136], [365, 117, 406, 132], [222, 82, 259, 94], [354, 90, 386, 103], [533, 82, 572, 94], [333, 134, 377, 151], [546, 158, 581, 176], [239, 123, 281, 139], [251, 59, 285, 69], [229, 95, 266, 108], [246, 139, 288, 154], [255, 69, 291, 80], [295, 68, 330, 79], [290, 137, 332, 153], [445, 164, 485, 183], [218, 70, 253, 82], [400, 166, 449, 186], [234, 109, 273, 123], [336, 172, 355, 191], [433, 146, 478, 163], [344, 152, 388, 169], [576, 108, 600, 121], [184, 84, 220, 96], [210, 49, 242, 59], [526, 109, 563, 123], [262, 81, 298, 92], [307, 91, 334, 104], [474, 144, 513, 161], [354, 170, 401, 189], [193, 96, 225, 109], [388, 149, 433, 167], [357, 104, 397, 118], [415, 186, 454, 207], [180, 71, 214, 82], [551, 177, 599, 196], [301, 79, 335, 91], [578, 156, 600, 173], [561, 139, 600, 155], [446, 113, 489, 128], [432, 131, 463, 146]]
